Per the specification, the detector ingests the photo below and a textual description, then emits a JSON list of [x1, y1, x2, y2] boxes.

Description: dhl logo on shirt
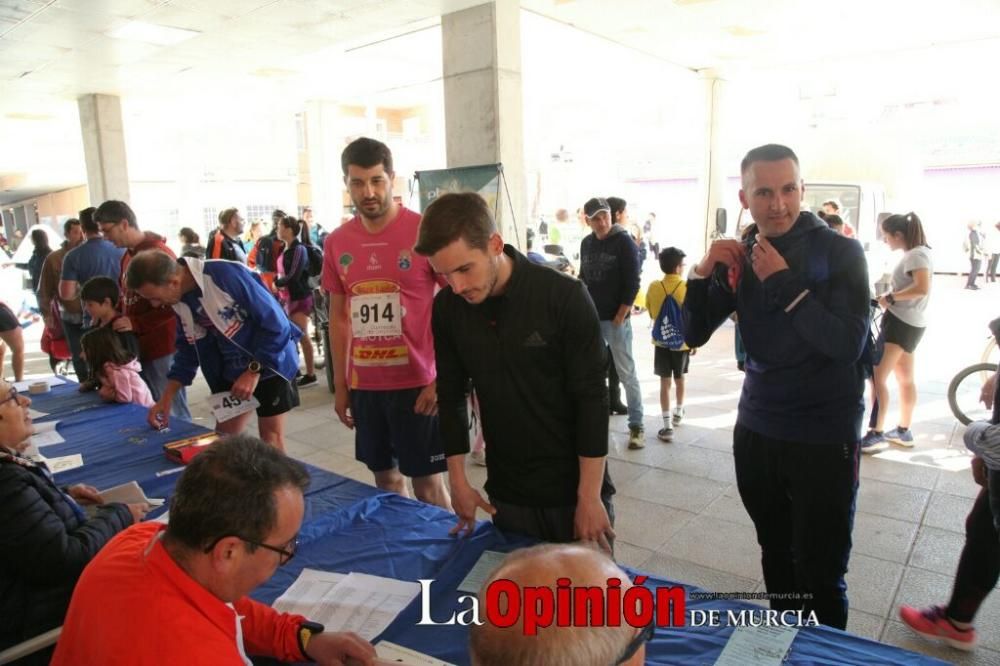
[[353, 345, 409, 366]]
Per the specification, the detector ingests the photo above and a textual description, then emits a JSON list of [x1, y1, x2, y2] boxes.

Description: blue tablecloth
[[253, 493, 946, 666], [38, 381, 945, 665], [31, 381, 376, 519]]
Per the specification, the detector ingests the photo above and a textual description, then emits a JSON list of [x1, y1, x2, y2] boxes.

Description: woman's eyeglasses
[[0, 386, 20, 408]]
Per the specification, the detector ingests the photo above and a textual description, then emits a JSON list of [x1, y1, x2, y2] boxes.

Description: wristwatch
[[885, 293, 896, 306], [298, 620, 325, 657], [247, 360, 263, 374]]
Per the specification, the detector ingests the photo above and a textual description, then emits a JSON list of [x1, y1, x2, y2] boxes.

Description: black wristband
[[297, 620, 325, 660]]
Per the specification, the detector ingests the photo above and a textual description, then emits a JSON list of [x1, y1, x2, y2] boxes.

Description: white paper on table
[[713, 625, 798, 665], [375, 641, 455, 666], [14, 376, 66, 392], [151, 511, 169, 524], [27, 408, 48, 419], [99, 481, 164, 507], [208, 391, 260, 422], [30, 429, 65, 447], [33, 421, 59, 434], [273, 569, 420, 641], [457, 550, 507, 593], [274, 569, 347, 616], [44, 453, 83, 474]]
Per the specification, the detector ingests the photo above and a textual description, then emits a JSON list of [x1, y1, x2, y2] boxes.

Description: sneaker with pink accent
[[898, 604, 976, 651]]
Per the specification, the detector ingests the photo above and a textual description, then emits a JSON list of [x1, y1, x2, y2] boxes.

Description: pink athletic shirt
[[322, 207, 441, 390]]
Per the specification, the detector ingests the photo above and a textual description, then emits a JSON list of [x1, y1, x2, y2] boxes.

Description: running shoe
[[672, 406, 685, 425], [885, 427, 915, 447], [898, 604, 976, 651], [861, 430, 888, 454]]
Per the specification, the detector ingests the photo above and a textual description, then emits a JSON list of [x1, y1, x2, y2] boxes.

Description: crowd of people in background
[[4, 137, 1000, 664]]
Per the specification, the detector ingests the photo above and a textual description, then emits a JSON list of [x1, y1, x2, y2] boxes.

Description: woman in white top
[[862, 213, 932, 453]]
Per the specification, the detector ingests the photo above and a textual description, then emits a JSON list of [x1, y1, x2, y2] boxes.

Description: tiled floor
[[16, 276, 1000, 664]]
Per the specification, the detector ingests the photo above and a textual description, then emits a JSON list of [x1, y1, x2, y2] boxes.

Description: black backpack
[[305, 244, 323, 278]]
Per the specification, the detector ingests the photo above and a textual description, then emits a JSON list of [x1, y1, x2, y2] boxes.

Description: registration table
[[33, 382, 945, 665]]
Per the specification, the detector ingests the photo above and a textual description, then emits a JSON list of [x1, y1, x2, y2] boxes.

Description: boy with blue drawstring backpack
[[646, 247, 692, 442]]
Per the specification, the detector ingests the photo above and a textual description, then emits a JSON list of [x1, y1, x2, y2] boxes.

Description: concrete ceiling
[[2, 0, 1000, 204]]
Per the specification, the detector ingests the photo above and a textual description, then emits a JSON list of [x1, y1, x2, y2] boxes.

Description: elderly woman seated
[[0, 380, 148, 659]]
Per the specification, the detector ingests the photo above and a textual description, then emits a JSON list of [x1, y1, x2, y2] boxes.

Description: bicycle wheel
[[948, 362, 998, 425]]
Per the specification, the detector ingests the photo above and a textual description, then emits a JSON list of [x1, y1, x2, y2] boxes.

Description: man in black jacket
[[206, 207, 247, 263], [579, 197, 644, 449], [683, 144, 869, 630], [415, 192, 615, 553]]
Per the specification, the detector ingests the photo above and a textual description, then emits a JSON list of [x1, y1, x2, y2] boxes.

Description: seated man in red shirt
[[52, 435, 376, 666]]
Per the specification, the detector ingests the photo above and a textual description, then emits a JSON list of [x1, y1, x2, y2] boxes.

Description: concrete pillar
[[77, 93, 131, 204], [24, 203, 37, 229], [700, 70, 728, 250], [304, 100, 349, 230], [441, 0, 527, 246]]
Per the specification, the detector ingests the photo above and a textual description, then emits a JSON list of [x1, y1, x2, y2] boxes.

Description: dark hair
[[740, 144, 799, 174], [79, 206, 98, 234], [30, 228, 50, 252], [178, 227, 200, 245], [414, 192, 496, 256], [80, 276, 121, 307], [881, 212, 928, 250], [607, 196, 627, 224], [218, 208, 240, 228], [165, 435, 310, 552], [341, 137, 393, 177], [62, 218, 80, 236], [280, 216, 313, 247], [94, 200, 138, 229], [80, 325, 135, 377], [659, 247, 686, 274], [822, 200, 841, 212], [126, 250, 180, 290], [824, 214, 844, 229]]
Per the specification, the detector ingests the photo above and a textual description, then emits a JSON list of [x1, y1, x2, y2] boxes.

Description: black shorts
[[654, 347, 690, 379], [881, 310, 925, 354], [0, 303, 17, 333], [210, 374, 300, 418], [350, 387, 447, 477]]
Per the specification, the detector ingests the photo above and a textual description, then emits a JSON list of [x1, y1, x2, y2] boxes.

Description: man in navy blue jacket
[[579, 197, 644, 449], [683, 144, 869, 630]]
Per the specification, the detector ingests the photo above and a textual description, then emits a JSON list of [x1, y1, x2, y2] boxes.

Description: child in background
[[646, 247, 692, 443], [79, 277, 140, 360], [80, 326, 153, 407]]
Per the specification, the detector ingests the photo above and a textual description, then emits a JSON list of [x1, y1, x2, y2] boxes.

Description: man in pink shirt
[[323, 138, 450, 510]]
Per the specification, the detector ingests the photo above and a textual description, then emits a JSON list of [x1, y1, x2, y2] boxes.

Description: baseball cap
[[583, 197, 611, 219]]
